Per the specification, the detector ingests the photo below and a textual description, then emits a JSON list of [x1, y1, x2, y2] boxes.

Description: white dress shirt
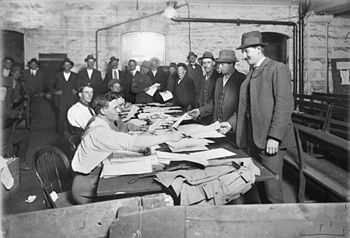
[[255, 57, 266, 69], [223, 71, 233, 87], [63, 71, 71, 81], [152, 70, 157, 77], [2, 69, 10, 77], [71, 117, 137, 174], [131, 70, 137, 76], [87, 69, 93, 79], [67, 101, 95, 130], [30, 69, 38, 76], [113, 69, 119, 79]]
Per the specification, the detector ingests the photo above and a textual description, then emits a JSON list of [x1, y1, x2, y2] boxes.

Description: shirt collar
[[254, 57, 266, 69]]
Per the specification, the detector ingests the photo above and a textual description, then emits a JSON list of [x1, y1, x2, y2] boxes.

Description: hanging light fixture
[[163, 1, 179, 19]]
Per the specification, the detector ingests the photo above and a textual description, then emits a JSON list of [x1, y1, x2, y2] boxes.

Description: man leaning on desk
[[71, 93, 182, 204]]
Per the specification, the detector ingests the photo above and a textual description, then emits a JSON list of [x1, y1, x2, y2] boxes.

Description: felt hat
[[84, 55, 96, 62], [62, 58, 74, 67], [141, 60, 151, 69], [169, 62, 177, 68], [177, 62, 187, 70], [27, 58, 39, 65], [107, 79, 121, 88], [199, 51, 215, 61], [216, 50, 238, 63], [237, 31, 268, 50], [109, 56, 119, 63], [187, 51, 197, 59]]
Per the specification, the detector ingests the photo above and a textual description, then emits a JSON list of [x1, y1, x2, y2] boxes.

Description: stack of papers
[[157, 148, 236, 166], [146, 83, 161, 96], [177, 121, 224, 138], [166, 138, 214, 152]]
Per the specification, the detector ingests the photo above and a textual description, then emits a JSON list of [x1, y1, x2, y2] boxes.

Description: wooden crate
[[1, 157, 19, 201]]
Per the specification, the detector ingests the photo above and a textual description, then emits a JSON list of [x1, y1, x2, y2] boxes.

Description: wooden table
[[96, 137, 276, 199]]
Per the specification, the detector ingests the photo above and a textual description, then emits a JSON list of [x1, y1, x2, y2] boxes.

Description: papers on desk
[[122, 105, 139, 122], [159, 90, 173, 101], [100, 151, 158, 178], [172, 113, 192, 128], [157, 148, 236, 166], [166, 138, 214, 152], [177, 121, 224, 138], [146, 83, 161, 96]]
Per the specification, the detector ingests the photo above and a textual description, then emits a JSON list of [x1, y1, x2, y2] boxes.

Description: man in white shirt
[[71, 93, 182, 204], [67, 85, 95, 135]]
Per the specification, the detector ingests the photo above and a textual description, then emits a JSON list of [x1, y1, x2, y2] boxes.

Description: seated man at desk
[[71, 93, 182, 204]]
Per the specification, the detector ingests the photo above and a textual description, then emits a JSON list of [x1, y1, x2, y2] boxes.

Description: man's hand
[[266, 138, 279, 155], [188, 109, 200, 119], [219, 121, 232, 134]]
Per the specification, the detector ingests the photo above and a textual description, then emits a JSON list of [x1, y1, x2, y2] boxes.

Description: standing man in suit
[[166, 62, 178, 94], [147, 57, 167, 103], [49, 58, 78, 135], [2, 57, 14, 78], [186, 52, 204, 105], [173, 63, 195, 110], [208, 50, 246, 138], [236, 31, 295, 203], [104, 56, 126, 94], [22, 58, 44, 97], [77, 55, 104, 97], [124, 59, 137, 103], [131, 60, 154, 104], [188, 51, 220, 125]]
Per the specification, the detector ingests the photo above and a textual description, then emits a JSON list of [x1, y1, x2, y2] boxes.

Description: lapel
[[251, 57, 270, 81]]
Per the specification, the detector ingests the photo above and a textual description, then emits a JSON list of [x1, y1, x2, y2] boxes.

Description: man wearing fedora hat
[[188, 51, 220, 125], [186, 51, 204, 104], [49, 58, 79, 135], [166, 62, 178, 94], [205, 50, 245, 136], [77, 55, 104, 97], [236, 31, 295, 203], [104, 56, 126, 94], [131, 60, 154, 104], [23, 58, 44, 97]]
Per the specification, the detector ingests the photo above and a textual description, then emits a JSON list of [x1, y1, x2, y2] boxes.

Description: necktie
[[88, 107, 95, 116], [31, 70, 35, 76], [113, 70, 117, 79], [79, 100, 94, 116]]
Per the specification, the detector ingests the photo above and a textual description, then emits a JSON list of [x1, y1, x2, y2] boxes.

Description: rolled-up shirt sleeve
[[93, 127, 137, 151]]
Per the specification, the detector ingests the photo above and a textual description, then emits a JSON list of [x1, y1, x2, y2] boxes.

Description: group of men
[[1, 30, 295, 204]]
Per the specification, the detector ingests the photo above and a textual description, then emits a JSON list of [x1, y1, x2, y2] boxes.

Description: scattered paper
[[101, 156, 154, 177], [167, 138, 213, 152], [0, 156, 14, 189], [340, 70, 350, 85], [177, 122, 225, 138], [172, 113, 191, 128], [50, 191, 58, 202], [122, 105, 139, 122], [146, 83, 161, 96], [159, 90, 173, 101], [148, 119, 165, 133], [25, 195, 37, 203], [128, 119, 147, 126]]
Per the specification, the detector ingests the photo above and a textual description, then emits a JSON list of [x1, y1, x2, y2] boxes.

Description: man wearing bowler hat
[[104, 56, 126, 94], [186, 51, 204, 105], [188, 51, 221, 125], [236, 31, 295, 203], [209, 50, 245, 137], [23, 58, 45, 97], [49, 58, 79, 135], [77, 55, 104, 97]]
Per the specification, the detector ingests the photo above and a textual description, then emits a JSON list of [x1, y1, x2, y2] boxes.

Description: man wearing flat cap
[[236, 31, 295, 203], [77, 55, 104, 97], [49, 58, 79, 135], [186, 51, 204, 104], [23, 58, 45, 97], [207, 50, 246, 137], [104, 56, 126, 94], [188, 51, 220, 124], [131, 60, 154, 104]]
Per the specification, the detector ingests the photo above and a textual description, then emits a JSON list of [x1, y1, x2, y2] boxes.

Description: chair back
[[33, 146, 72, 208]]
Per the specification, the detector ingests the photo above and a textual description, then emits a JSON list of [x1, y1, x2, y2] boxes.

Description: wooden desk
[[96, 137, 276, 199]]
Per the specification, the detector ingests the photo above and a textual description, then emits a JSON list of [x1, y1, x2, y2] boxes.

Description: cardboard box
[[1, 157, 19, 201]]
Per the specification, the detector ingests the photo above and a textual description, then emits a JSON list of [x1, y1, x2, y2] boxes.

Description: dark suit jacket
[[147, 68, 167, 103], [104, 69, 126, 94], [212, 70, 245, 129], [236, 57, 295, 149], [77, 69, 104, 97], [174, 73, 195, 110], [187, 63, 204, 103], [131, 73, 153, 104], [50, 71, 78, 105], [198, 70, 220, 122], [22, 69, 44, 96]]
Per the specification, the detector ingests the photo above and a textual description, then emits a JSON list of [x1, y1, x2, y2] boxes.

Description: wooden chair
[[33, 146, 74, 208]]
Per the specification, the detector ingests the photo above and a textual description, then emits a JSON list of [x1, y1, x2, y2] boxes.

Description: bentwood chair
[[33, 146, 74, 208]]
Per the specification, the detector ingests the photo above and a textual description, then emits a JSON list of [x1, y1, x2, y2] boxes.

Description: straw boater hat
[[199, 51, 215, 61], [237, 31, 268, 50], [84, 55, 96, 62], [62, 58, 74, 67], [215, 50, 238, 63]]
